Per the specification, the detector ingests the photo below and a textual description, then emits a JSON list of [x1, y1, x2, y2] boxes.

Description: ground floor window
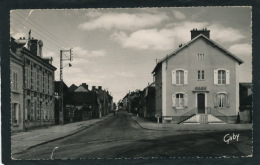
[[214, 93, 230, 108], [172, 93, 188, 108], [11, 103, 21, 124]]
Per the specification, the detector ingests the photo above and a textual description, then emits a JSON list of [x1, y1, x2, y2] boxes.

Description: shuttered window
[[172, 93, 188, 109], [172, 69, 188, 85], [214, 69, 230, 85], [214, 93, 230, 108]]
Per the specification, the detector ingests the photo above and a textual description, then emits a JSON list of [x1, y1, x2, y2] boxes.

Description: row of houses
[[10, 34, 113, 132], [118, 83, 156, 120], [119, 29, 252, 124], [54, 82, 113, 124]]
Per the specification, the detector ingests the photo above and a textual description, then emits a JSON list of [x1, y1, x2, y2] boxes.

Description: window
[[176, 93, 184, 108], [172, 69, 188, 85], [11, 103, 20, 124], [214, 69, 230, 85], [197, 53, 204, 61], [198, 70, 204, 80], [214, 93, 230, 108], [172, 93, 188, 108], [218, 70, 226, 84], [11, 70, 18, 91], [176, 70, 184, 84]]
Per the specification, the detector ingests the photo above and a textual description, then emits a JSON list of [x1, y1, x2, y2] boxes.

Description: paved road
[[13, 111, 252, 159]]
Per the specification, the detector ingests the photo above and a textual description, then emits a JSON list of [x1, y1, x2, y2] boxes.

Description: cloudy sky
[[10, 7, 252, 102]]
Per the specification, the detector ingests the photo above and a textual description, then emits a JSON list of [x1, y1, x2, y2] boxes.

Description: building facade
[[11, 35, 56, 131], [10, 40, 24, 132], [139, 83, 156, 119], [152, 29, 243, 124]]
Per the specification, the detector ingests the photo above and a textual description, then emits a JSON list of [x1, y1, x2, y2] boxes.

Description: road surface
[[13, 111, 252, 159]]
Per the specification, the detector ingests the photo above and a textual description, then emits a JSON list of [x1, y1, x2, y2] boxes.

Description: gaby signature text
[[223, 133, 239, 144]]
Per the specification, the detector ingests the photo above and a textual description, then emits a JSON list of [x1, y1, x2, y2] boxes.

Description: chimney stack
[[29, 39, 38, 55], [29, 39, 44, 57], [190, 28, 210, 40], [82, 83, 88, 90], [92, 86, 96, 91], [98, 86, 102, 90]]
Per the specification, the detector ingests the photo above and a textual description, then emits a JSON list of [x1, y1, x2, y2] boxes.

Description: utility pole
[[59, 49, 73, 125]]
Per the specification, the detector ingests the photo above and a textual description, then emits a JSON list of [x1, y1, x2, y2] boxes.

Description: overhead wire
[[15, 11, 73, 48]]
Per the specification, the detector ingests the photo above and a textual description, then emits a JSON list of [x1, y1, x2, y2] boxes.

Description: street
[[13, 111, 252, 159]]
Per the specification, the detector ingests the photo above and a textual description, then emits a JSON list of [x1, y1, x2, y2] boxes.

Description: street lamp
[[59, 49, 73, 125]]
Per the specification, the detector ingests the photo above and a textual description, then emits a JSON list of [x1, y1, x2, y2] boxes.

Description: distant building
[[152, 29, 244, 124], [239, 83, 252, 123], [10, 34, 56, 131], [139, 83, 156, 119]]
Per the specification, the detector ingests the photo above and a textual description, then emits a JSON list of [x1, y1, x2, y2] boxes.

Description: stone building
[[11, 35, 56, 131], [10, 38, 24, 132], [152, 29, 244, 124]]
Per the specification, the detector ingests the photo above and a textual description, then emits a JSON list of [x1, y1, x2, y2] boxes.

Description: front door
[[197, 93, 205, 114]]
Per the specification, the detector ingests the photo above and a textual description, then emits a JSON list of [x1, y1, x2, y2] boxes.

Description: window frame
[[172, 92, 188, 109], [214, 69, 230, 85], [176, 70, 184, 85], [214, 92, 230, 109]]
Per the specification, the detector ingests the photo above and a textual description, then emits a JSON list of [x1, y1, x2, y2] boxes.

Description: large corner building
[[10, 35, 56, 132], [152, 29, 244, 124]]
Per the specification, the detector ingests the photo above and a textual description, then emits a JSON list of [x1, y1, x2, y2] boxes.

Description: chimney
[[98, 86, 102, 90], [29, 39, 38, 55], [92, 86, 96, 91], [190, 28, 210, 40], [29, 38, 44, 57], [38, 40, 43, 57], [82, 83, 88, 90]]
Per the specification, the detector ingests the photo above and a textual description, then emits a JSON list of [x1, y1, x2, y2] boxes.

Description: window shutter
[[214, 70, 218, 85], [172, 70, 176, 84], [184, 94, 188, 107], [214, 93, 218, 108], [15, 72, 18, 91], [226, 93, 230, 108], [226, 70, 230, 84], [18, 104, 21, 124], [184, 70, 188, 85], [172, 94, 176, 108]]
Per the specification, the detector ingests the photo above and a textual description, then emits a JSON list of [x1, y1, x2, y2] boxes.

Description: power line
[[15, 11, 73, 48], [11, 16, 66, 51]]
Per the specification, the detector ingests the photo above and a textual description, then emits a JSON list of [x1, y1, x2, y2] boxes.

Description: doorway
[[197, 93, 205, 114]]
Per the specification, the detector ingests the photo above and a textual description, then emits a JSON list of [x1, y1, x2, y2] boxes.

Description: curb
[[12, 115, 113, 156], [130, 116, 167, 131], [130, 116, 252, 132]]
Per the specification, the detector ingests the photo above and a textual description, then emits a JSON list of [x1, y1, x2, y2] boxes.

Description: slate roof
[[152, 34, 244, 73], [54, 81, 68, 93], [72, 91, 98, 105], [68, 84, 78, 92]]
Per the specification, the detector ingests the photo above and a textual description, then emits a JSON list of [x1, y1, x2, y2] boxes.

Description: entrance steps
[[181, 114, 226, 124]]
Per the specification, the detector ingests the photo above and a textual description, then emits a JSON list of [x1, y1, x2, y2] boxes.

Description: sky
[[10, 7, 252, 103]]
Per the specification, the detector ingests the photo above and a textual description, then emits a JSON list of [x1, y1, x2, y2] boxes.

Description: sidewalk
[[12, 114, 113, 155], [130, 114, 252, 131]]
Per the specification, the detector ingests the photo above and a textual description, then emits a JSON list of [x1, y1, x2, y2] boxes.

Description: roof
[[54, 81, 68, 93], [152, 34, 244, 73], [68, 84, 78, 92], [239, 83, 252, 88], [72, 92, 98, 105]]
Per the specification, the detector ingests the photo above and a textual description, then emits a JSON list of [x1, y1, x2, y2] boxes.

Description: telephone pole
[[59, 49, 73, 125]]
